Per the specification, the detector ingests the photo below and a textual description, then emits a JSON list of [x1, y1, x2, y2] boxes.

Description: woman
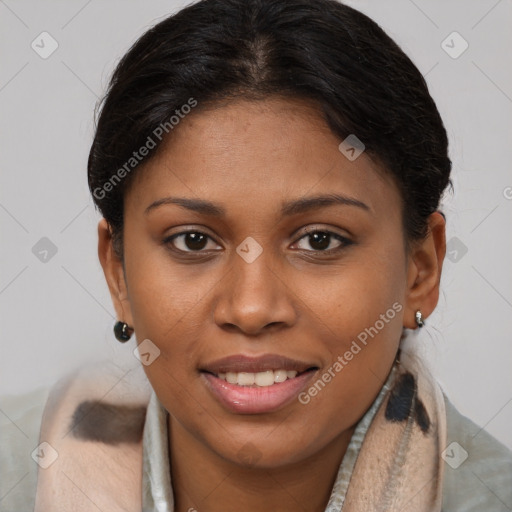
[[1, 0, 511, 510]]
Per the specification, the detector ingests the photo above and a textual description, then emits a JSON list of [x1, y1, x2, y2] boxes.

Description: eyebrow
[[144, 193, 370, 217]]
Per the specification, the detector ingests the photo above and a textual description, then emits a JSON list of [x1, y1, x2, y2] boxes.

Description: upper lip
[[201, 354, 318, 375]]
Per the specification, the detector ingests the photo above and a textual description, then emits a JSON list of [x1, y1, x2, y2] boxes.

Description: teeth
[[274, 370, 288, 383], [238, 372, 255, 386], [254, 370, 274, 386], [216, 369, 302, 387], [225, 372, 237, 384]]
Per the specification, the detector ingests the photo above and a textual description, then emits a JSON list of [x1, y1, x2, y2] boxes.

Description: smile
[[216, 369, 299, 387], [200, 354, 319, 414]]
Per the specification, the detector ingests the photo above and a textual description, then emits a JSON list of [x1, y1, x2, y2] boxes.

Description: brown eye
[[164, 231, 221, 253], [294, 230, 352, 253]]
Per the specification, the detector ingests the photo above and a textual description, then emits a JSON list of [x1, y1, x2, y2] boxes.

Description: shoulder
[[34, 361, 152, 510], [0, 385, 50, 511], [0, 362, 152, 511], [442, 393, 512, 512]]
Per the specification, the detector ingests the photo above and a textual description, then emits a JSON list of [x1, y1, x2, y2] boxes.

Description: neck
[[168, 415, 354, 512]]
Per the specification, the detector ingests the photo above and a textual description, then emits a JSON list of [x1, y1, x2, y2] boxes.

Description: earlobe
[[97, 219, 134, 327], [403, 212, 446, 329]]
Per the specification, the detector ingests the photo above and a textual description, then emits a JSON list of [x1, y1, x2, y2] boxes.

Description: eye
[[293, 229, 352, 253], [164, 231, 221, 253], [163, 228, 352, 256]]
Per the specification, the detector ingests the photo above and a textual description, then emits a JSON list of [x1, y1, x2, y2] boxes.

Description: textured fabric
[[441, 396, 512, 511], [140, 361, 399, 512], [31, 362, 150, 512], [324, 362, 399, 511], [1, 357, 512, 511], [0, 385, 49, 512], [342, 349, 446, 511], [142, 391, 174, 512], [32, 347, 447, 510]]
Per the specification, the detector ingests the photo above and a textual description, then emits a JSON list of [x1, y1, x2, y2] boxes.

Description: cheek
[[123, 246, 213, 377], [125, 237, 211, 334], [125, 258, 213, 418], [292, 244, 406, 401], [302, 242, 406, 342]]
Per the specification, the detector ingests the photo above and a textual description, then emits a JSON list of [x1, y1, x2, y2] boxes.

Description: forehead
[[125, 97, 401, 222]]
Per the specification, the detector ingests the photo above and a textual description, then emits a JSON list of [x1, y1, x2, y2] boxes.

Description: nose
[[213, 246, 297, 336]]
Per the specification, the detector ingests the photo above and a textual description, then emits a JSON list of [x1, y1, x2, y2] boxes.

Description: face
[[100, 97, 443, 469]]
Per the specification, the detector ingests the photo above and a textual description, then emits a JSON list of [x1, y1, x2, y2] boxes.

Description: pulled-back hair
[[88, 0, 452, 258]]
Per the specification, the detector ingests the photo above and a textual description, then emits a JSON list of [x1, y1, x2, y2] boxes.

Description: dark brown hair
[[88, 0, 452, 258]]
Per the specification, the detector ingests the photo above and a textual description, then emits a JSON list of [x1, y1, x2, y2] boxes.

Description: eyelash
[[163, 228, 353, 256]]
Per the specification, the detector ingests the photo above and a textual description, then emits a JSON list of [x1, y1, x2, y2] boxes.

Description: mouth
[[200, 354, 319, 414], [202, 368, 315, 387]]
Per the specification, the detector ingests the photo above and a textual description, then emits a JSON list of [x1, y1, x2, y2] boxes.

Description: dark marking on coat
[[70, 400, 147, 444], [414, 396, 430, 433], [385, 371, 430, 434], [385, 372, 415, 423]]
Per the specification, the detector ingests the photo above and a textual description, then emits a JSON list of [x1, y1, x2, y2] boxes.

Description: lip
[[200, 353, 317, 375], [202, 370, 318, 414], [200, 354, 319, 414]]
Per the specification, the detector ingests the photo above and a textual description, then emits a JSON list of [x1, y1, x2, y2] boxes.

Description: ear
[[97, 218, 134, 327], [403, 211, 446, 329]]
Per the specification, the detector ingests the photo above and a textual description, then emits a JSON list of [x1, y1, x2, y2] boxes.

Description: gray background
[[1, 0, 511, 450]]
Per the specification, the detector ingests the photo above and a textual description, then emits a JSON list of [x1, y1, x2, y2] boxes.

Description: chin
[[211, 432, 314, 470]]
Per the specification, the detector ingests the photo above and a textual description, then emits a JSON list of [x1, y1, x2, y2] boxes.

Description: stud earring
[[114, 321, 134, 342], [415, 310, 424, 328]]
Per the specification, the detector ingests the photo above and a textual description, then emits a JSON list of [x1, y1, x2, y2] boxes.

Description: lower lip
[[201, 370, 317, 414]]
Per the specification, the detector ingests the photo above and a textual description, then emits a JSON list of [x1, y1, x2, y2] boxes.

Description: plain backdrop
[[1, 0, 511, 451]]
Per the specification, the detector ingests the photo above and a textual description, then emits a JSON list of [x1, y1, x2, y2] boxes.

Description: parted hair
[[87, 0, 452, 258]]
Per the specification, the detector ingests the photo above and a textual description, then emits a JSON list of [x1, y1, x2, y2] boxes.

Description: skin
[[98, 97, 446, 511]]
